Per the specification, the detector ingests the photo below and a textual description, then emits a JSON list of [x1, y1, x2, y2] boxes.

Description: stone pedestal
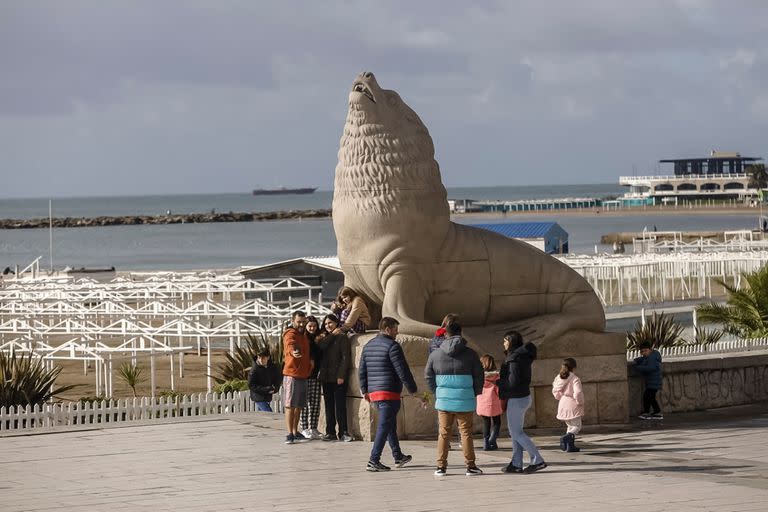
[[342, 330, 629, 441]]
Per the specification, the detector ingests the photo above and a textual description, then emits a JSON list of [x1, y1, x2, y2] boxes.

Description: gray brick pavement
[[2, 409, 767, 511]]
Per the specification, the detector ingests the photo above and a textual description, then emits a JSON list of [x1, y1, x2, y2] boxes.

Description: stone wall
[[628, 350, 768, 415]]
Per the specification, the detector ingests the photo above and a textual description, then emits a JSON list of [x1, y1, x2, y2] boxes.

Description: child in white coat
[[551, 358, 584, 453]]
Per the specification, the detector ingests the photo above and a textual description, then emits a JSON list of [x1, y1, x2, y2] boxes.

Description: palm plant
[[684, 326, 724, 346], [696, 265, 768, 338], [626, 312, 684, 350], [0, 352, 79, 408], [117, 362, 145, 398], [212, 332, 283, 385]]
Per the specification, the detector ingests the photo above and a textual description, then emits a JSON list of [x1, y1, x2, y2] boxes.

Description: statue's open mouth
[[352, 82, 376, 103]]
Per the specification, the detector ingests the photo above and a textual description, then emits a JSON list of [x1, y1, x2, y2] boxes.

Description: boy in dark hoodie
[[248, 348, 282, 412], [633, 341, 663, 419]]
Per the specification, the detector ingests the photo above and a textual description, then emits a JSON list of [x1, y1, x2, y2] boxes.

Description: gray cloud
[[0, 0, 767, 197]]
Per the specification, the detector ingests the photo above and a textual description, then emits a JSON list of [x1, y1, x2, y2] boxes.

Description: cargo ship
[[252, 187, 317, 196]]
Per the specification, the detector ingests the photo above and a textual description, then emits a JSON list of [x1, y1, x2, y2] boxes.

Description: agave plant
[[0, 352, 79, 408], [211, 332, 283, 385], [684, 326, 724, 346], [696, 265, 768, 338], [626, 312, 685, 350], [117, 362, 145, 398]]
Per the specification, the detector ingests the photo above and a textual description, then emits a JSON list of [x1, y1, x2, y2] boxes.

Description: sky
[[1, 0, 767, 198]]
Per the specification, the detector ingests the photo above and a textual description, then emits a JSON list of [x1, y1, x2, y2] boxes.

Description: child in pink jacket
[[551, 358, 584, 453], [477, 354, 503, 451]]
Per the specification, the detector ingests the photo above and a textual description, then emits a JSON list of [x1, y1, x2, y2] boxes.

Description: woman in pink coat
[[477, 354, 504, 451], [551, 358, 584, 453]]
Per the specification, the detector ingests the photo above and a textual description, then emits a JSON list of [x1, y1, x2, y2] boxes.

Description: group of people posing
[[248, 287, 370, 443], [251, 295, 664, 477]]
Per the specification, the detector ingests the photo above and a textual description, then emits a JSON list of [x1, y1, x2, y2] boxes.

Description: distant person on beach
[[497, 330, 547, 474], [248, 347, 282, 412], [299, 315, 323, 440], [633, 341, 663, 420], [428, 313, 459, 355], [332, 287, 371, 334], [282, 310, 312, 444], [425, 322, 484, 477], [317, 313, 352, 442], [359, 317, 420, 472], [477, 354, 503, 452], [551, 358, 584, 452]]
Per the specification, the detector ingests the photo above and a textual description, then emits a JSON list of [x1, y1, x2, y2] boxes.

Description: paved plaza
[[2, 405, 768, 512]]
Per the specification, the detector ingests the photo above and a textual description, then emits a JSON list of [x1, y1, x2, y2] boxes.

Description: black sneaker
[[394, 454, 412, 468], [434, 467, 447, 477], [523, 462, 548, 474], [466, 466, 483, 476], [650, 413, 664, 419], [293, 432, 309, 442], [502, 463, 523, 474], [366, 460, 391, 472], [284, 434, 295, 445], [321, 433, 337, 442]]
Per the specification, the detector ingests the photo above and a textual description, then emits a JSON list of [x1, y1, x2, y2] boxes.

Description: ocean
[[0, 184, 763, 271]]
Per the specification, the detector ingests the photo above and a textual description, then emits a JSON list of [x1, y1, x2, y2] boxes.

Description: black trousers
[[481, 415, 501, 442], [642, 388, 660, 414], [322, 381, 348, 437]]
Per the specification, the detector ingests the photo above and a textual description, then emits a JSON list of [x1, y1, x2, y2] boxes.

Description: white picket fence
[[0, 390, 283, 432], [626, 336, 768, 360]]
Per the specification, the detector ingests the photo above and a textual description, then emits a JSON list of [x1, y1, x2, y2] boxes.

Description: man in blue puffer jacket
[[359, 317, 419, 472], [425, 322, 484, 476]]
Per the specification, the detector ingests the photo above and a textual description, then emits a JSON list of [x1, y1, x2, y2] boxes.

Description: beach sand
[[53, 352, 231, 401]]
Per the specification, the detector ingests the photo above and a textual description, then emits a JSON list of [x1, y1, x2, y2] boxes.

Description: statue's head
[[345, 71, 429, 141], [334, 71, 446, 222]]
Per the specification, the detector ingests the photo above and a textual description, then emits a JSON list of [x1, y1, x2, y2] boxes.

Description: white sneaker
[[301, 429, 313, 440], [310, 429, 322, 440]]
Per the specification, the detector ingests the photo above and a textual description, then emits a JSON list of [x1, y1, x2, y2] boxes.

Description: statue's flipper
[[507, 313, 580, 343], [382, 273, 437, 339]]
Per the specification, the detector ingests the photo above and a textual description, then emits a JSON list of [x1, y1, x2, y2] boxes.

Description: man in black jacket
[[359, 317, 421, 472], [248, 348, 282, 412]]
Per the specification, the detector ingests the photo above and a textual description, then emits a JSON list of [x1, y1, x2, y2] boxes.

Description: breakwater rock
[[0, 209, 331, 230]]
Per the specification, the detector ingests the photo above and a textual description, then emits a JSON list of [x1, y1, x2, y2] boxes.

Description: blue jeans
[[506, 395, 544, 467], [370, 400, 403, 463], [255, 401, 272, 412]]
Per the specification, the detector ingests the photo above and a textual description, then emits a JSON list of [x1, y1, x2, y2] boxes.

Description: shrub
[[0, 352, 79, 408], [626, 312, 684, 350], [683, 326, 724, 346], [117, 363, 145, 398], [213, 379, 249, 394], [212, 332, 283, 384], [696, 264, 768, 338]]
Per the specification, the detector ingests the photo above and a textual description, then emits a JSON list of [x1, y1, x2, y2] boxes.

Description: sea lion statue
[[332, 71, 605, 347]]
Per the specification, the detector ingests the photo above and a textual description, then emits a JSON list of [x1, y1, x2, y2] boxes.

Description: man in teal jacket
[[425, 322, 484, 476]]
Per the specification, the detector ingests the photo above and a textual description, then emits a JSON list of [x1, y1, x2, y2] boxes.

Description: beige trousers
[[437, 410, 476, 469]]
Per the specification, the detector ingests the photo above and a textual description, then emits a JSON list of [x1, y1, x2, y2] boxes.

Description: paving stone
[[1, 408, 767, 511]]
